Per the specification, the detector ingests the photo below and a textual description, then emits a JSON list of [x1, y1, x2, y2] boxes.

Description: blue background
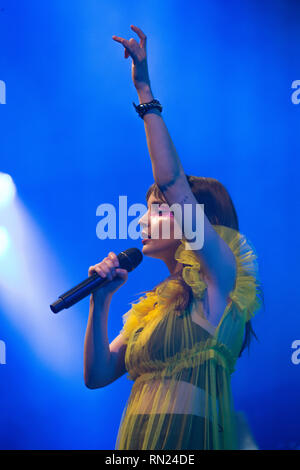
[[0, 0, 299, 450]]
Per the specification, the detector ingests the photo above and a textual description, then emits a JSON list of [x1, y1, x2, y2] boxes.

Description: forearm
[[83, 293, 113, 388], [137, 86, 185, 187]]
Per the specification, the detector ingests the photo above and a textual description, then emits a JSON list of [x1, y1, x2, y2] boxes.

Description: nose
[[138, 210, 149, 230]]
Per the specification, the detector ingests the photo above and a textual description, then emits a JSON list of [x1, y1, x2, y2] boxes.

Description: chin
[[141, 242, 157, 256], [141, 240, 174, 259]]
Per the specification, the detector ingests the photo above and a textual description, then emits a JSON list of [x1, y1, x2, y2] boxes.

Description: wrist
[[136, 85, 154, 104], [91, 290, 112, 307]]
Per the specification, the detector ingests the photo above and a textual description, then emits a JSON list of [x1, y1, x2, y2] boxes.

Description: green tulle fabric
[[115, 225, 262, 450]]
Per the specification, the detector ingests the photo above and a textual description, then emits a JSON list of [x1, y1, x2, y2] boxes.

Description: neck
[[164, 258, 182, 276]]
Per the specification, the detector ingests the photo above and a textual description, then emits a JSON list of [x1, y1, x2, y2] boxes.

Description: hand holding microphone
[[88, 251, 128, 300], [50, 248, 143, 313]]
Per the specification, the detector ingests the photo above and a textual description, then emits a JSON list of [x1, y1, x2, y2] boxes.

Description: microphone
[[50, 248, 143, 314]]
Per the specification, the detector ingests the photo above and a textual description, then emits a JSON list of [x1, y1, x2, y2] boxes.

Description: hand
[[112, 25, 151, 92], [88, 252, 128, 299]]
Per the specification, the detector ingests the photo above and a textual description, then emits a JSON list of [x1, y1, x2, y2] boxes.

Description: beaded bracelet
[[132, 99, 163, 119]]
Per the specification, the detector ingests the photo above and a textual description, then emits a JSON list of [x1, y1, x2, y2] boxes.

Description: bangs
[[146, 183, 166, 203]]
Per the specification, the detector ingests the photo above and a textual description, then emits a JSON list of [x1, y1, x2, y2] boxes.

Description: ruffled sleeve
[[213, 225, 263, 322], [174, 225, 263, 322], [174, 243, 207, 301]]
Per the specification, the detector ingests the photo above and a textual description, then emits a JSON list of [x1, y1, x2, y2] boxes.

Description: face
[[138, 192, 181, 261]]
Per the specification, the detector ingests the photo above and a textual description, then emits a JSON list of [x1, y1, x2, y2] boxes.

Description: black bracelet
[[132, 99, 163, 119]]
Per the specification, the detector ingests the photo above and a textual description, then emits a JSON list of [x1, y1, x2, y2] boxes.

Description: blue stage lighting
[[0, 173, 16, 209], [0, 226, 10, 257]]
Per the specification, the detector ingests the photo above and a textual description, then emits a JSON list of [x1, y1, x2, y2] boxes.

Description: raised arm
[[137, 85, 236, 293], [112, 26, 236, 293]]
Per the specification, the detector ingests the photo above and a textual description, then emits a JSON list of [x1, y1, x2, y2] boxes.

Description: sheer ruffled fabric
[[115, 225, 262, 450]]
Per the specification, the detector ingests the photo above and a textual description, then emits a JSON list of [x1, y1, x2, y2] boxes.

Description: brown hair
[[145, 175, 258, 357]]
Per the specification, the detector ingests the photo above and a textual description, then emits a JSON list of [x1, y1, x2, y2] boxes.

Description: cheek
[[148, 215, 160, 236], [158, 215, 177, 239], [170, 217, 181, 240], [149, 213, 179, 239]]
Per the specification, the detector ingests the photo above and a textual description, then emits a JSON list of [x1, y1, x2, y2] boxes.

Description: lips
[[141, 231, 151, 240]]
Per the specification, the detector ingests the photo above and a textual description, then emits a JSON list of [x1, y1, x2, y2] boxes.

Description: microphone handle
[[50, 273, 110, 313]]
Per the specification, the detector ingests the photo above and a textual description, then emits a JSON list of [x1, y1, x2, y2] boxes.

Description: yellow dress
[[115, 225, 263, 450]]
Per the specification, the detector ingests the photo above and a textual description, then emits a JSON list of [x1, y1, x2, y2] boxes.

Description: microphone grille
[[118, 248, 143, 272]]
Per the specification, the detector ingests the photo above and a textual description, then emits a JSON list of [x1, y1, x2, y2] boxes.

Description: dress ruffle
[[174, 242, 207, 300], [213, 225, 263, 322], [121, 225, 262, 343], [121, 292, 159, 344], [174, 225, 262, 323]]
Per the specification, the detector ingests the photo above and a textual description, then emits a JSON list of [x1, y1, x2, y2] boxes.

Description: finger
[[88, 265, 95, 276], [108, 252, 119, 267], [103, 258, 117, 279], [112, 35, 123, 43], [89, 265, 105, 278], [112, 35, 130, 48], [115, 268, 128, 279], [100, 265, 112, 280], [112, 35, 135, 58], [130, 25, 147, 47], [104, 257, 115, 272], [94, 266, 106, 278]]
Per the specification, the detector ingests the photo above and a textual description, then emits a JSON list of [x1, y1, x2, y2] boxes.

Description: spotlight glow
[[0, 173, 16, 208], [0, 199, 82, 376], [0, 226, 10, 257]]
